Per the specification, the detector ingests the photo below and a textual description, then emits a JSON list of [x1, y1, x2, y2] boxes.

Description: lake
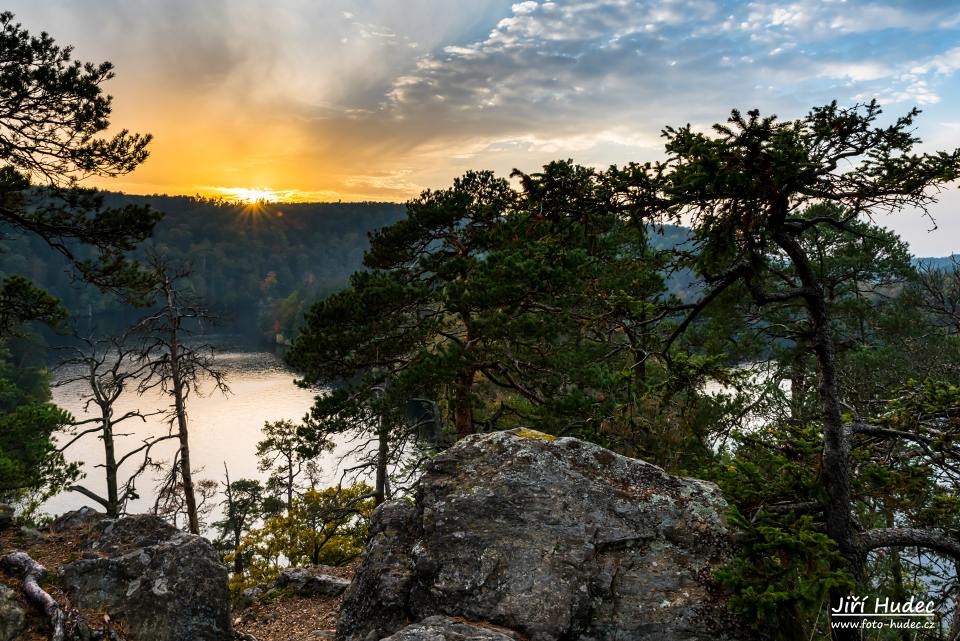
[[42, 345, 362, 522]]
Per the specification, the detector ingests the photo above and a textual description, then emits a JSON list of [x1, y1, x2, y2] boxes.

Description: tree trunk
[[773, 230, 861, 641], [286, 454, 294, 514], [452, 368, 476, 439], [102, 410, 119, 518], [166, 278, 200, 535], [885, 511, 910, 641], [949, 561, 960, 641], [375, 420, 389, 506], [223, 465, 244, 576], [0, 551, 104, 641], [173, 371, 199, 534], [809, 297, 861, 580], [788, 356, 807, 422]]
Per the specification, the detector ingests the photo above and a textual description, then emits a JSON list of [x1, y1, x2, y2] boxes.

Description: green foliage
[[0, 274, 66, 335], [256, 419, 329, 514], [0, 11, 155, 514], [213, 477, 265, 575], [288, 161, 722, 481], [709, 422, 854, 638], [0, 12, 150, 181], [709, 375, 960, 639], [230, 484, 374, 592], [716, 511, 852, 640], [0, 341, 79, 511]]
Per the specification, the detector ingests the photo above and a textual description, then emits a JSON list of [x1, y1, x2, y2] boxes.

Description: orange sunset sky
[[7, 1, 960, 254]]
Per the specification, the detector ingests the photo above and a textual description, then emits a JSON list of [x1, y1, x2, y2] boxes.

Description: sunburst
[[217, 187, 280, 204]]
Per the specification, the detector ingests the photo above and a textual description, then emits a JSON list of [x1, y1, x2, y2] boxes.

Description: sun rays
[[213, 187, 283, 204]]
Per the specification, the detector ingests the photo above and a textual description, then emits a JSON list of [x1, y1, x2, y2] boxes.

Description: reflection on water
[[43, 345, 354, 520]]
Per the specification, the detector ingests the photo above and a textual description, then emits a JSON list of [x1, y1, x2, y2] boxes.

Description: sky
[[8, 0, 960, 254]]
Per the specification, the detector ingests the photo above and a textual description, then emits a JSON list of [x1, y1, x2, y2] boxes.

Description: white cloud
[[512, 1, 539, 15], [819, 62, 894, 82], [910, 47, 960, 76], [343, 170, 424, 194]]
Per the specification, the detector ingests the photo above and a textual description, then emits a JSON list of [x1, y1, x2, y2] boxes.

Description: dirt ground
[[0, 523, 112, 640], [0, 524, 353, 641], [233, 565, 355, 641]]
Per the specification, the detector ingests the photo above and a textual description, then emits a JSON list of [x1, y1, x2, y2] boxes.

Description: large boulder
[[57, 512, 232, 641], [338, 429, 742, 641]]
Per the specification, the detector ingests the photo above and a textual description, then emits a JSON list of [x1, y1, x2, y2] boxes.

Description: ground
[[0, 523, 353, 641], [234, 565, 354, 641], [0, 523, 110, 640]]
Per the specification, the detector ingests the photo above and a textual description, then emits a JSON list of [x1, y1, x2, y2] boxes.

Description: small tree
[[233, 484, 374, 589], [0, 340, 78, 512], [256, 419, 328, 514], [213, 465, 264, 577]]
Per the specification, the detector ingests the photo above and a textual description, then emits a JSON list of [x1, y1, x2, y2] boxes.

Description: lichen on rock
[[56, 512, 232, 641], [337, 429, 743, 641]]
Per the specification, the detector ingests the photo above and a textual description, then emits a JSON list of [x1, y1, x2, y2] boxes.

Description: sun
[[221, 187, 280, 204]]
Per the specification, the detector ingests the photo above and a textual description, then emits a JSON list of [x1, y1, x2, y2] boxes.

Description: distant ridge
[[913, 254, 960, 271], [0, 192, 406, 339]]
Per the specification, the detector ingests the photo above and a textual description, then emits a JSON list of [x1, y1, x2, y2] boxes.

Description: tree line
[[0, 193, 405, 341]]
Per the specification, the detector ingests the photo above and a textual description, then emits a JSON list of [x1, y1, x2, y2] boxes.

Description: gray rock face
[[381, 616, 522, 641], [57, 513, 232, 641], [276, 566, 352, 597], [338, 500, 419, 639], [0, 584, 26, 641], [50, 505, 102, 532], [338, 429, 741, 641]]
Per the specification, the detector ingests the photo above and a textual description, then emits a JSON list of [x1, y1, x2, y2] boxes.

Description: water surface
[[42, 346, 357, 520]]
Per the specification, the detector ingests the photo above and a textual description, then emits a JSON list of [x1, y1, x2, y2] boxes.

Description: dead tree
[[136, 257, 228, 534], [914, 256, 960, 335], [0, 550, 121, 641], [55, 330, 173, 517], [152, 448, 219, 531]]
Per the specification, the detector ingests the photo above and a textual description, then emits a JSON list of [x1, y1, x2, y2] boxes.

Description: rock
[[338, 429, 742, 641], [58, 513, 232, 641], [50, 506, 103, 532], [381, 616, 522, 641], [337, 500, 419, 639], [276, 566, 352, 597], [0, 584, 26, 641], [17, 526, 47, 543], [235, 584, 264, 610]]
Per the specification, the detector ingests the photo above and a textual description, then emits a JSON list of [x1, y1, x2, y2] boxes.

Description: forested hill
[[0, 192, 701, 343], [5, 190, 940, 343], [914, 254, 960, 270], [0, 193, 405, 339]]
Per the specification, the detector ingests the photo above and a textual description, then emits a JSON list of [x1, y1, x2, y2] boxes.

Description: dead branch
[[0, 550, 121, 641]]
